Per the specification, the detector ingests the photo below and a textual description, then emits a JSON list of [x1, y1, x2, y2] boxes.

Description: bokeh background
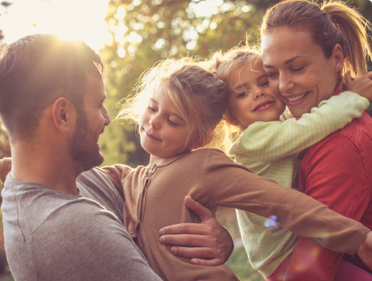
[[0, 0, 371, 280]]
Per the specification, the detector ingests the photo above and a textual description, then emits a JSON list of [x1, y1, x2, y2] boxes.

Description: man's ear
[[332, 44, 344, 73], [51, 97, 76, 134]]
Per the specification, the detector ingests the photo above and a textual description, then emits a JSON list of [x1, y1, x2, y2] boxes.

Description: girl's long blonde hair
[[118, 57, 230, 152]]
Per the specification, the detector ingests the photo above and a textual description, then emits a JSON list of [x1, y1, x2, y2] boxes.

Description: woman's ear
[[332, 44, 345, 73], [51, 97, 76, 134]]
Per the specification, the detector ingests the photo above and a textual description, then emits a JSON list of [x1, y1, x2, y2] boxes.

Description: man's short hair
[[0, 34, 106, 142]]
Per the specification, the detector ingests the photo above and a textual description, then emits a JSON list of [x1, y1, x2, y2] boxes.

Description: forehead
[[152, 83, 179, 109], [231, 61, 266, 89], [261, 27, 323, 65]]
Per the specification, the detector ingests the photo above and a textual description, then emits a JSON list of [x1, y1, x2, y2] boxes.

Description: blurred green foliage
[[99, 0, 372, 168], [99, 0, 283, 167]]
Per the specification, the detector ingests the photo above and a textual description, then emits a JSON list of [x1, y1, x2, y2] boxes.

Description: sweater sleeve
[[96, 164, 134, 200], [230, 91, 369, 162], [204, 149, 369, 255]]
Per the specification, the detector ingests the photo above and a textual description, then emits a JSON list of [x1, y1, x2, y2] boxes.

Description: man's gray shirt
[[1, 168, 162, 281]]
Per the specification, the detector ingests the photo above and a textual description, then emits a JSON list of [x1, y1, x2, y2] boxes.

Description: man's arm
[[284, 134, 371, 280], [159, 196, 234, 266], [32, 201, 162, 281]]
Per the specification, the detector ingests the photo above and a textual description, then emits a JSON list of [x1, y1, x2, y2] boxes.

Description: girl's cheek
[[269, 80, 280, 95]]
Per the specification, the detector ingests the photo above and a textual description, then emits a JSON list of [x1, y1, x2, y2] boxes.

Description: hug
[[1, 0, 372, 280]]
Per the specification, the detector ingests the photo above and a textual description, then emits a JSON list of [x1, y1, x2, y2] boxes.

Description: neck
[[149, 151, 191, 166], [11, 141, 79, 196]]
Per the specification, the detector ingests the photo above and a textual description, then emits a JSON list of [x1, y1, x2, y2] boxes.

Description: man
[[0, 34, 232, 280]]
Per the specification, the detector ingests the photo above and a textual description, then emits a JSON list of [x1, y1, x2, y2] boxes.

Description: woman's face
[[261, 27, 344, 117]]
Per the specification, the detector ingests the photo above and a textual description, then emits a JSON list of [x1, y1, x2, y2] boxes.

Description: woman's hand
[[159, 196, 234, 266]]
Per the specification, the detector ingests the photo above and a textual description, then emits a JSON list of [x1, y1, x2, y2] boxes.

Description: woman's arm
[[230, 91, 368, 162]]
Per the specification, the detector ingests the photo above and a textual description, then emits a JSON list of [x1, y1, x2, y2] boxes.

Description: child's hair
[[209, 46, 261, 93], [207, 46, 262, 136], [261, 0, 372, 79], [118, 57, 230, 152]]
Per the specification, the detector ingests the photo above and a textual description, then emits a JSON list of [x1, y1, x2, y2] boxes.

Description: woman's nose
[[279, 73, 295, 93]]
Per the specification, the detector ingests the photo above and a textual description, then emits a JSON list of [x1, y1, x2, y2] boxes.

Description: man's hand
[[356, 231, 372, 270], [159, 196, 234, 266]]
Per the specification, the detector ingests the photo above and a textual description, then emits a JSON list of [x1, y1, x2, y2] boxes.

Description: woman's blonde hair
[[261, 0, 372, 79], [118, 57, 229, 152]]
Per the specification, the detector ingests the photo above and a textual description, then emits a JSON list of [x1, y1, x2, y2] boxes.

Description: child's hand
[[356, 231, 372, 270], [345, 71, 372, 101]]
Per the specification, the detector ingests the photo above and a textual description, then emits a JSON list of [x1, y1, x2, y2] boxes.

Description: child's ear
[[226, 113, 241, 127], [191, 135, 212, 150]]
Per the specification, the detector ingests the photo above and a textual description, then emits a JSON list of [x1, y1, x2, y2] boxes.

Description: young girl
[[210, 46, 372, 280], [96, 58, 372, 281]]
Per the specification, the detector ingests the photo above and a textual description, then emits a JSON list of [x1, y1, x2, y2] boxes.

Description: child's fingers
[[344, 70, 351, 86], [356, 231, 372, 270], [365, 71, 372, 79], [184, 195, 214, 221]]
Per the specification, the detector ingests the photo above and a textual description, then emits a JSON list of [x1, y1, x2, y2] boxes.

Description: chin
[[287, 104, 309, 117]]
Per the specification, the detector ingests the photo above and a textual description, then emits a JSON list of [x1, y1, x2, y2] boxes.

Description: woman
[[258, 0, 372, 280]]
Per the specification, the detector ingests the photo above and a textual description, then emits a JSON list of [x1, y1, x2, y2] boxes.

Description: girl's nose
[[149, 115, 160, 129], [254, 92, 266, 100]]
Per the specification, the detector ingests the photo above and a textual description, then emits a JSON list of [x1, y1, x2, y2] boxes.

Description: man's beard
[[67, 110, 104, 173]]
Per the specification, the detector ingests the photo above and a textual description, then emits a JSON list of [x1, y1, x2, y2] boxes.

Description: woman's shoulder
[[311, 113, 372, 150]]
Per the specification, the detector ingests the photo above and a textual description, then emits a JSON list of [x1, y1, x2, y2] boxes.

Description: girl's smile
[[144, 130, 161, 141], [227, 60, 286, 130], [253, 100, 276, 112]]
